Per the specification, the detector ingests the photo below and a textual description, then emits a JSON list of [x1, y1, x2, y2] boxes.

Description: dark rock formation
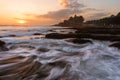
[[86, 12, 120, 25], [0, 40, 8, 51], [66, 38, 92, 44], [37, 48, 49, 52], [109, 42, 120, 49], [48, 61, 67, 68], [45, 33, 120, 41], [45, 33, 91, 39], [9, 35, 16, 37], [33, 33, 42, 35], [89, 34, 120, 41], [0, 40, 6, 46], [46, 33, 69, 39]]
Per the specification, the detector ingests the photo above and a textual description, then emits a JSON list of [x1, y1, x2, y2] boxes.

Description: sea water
[[0, 26, 120, 80]]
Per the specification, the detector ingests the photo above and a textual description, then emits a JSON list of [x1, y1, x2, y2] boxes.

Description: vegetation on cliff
[[86, 12, 120, 25], [55, 15, 84, 27]]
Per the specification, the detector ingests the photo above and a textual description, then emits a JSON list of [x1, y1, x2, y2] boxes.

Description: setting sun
[[18, 20, 26, 24]]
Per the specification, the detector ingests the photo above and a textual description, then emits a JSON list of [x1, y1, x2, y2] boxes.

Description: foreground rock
[[0, 40, 8, 51], [37, 48, 50, 52], [66, 38, 92, 44], [45, 33, 120, 41], [45, 33, 91, 39], [9, 35, 16, 37], [0, 40, 5, 45], [90, 34, 120, 41], [33, 33, 42, 35], [109, 42, 120, 49]]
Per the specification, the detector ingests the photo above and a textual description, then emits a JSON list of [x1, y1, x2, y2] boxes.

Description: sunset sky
[[0, 0, 119, 25]]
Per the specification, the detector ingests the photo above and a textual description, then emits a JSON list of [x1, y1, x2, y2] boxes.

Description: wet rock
[[0, 56, 25, 65], [90, 34, 120, 41], [0, 60, 41, 80], [37, 72, 49, 79], [49, 61, 67, 68], [0, 36, 3, 38], [45, 33, 69, 39], [0, 40, 8, 51], [66, 38, 92, 44], [37, 48, 49, 52], [109, 42, 120, 49], [9, 35, 16, 37], [0, 40, 5, 46], [33, 33, 42, 35], [45, 33, 91, 39], [45, 33, 120, 41]]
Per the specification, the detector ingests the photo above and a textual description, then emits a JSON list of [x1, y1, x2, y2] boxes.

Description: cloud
[[23, 8, 83, 25], [83, 8, 102, 12], [22, 7, 83, 25], [23, 10, 110, 25], [25, 0, 85, 20], [60, 0, 69, 8], [59, 0, 85, 9], [23, 8, 108, 25], [37, 9, 83, 20], [21, 0, 110, 25]]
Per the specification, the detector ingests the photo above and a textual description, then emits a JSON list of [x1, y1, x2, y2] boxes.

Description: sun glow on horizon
[[0, 0, 119, 25], [18, 20, 26, 24]]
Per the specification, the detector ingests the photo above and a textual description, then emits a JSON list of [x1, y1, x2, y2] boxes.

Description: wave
[[0, 26, 120, 80]]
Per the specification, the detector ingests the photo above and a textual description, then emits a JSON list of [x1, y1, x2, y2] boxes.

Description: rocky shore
[[45, 26, 120, 49], [0, 26, 120, 80]]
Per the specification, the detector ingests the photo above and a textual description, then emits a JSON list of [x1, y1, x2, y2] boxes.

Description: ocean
[[0, 26, 120, 80]]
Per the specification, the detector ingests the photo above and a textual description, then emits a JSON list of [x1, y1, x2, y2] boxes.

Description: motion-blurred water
[[0, 26, 120, 80]]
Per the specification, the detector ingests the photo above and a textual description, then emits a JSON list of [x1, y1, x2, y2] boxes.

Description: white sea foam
[[0, 26, 120, 80]]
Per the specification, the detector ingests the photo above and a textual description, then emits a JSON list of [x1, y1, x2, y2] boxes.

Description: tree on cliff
[[55, 15, 84, 27]]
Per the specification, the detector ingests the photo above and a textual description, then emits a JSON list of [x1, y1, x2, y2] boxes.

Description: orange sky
[[0, 0, 119, 25]]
